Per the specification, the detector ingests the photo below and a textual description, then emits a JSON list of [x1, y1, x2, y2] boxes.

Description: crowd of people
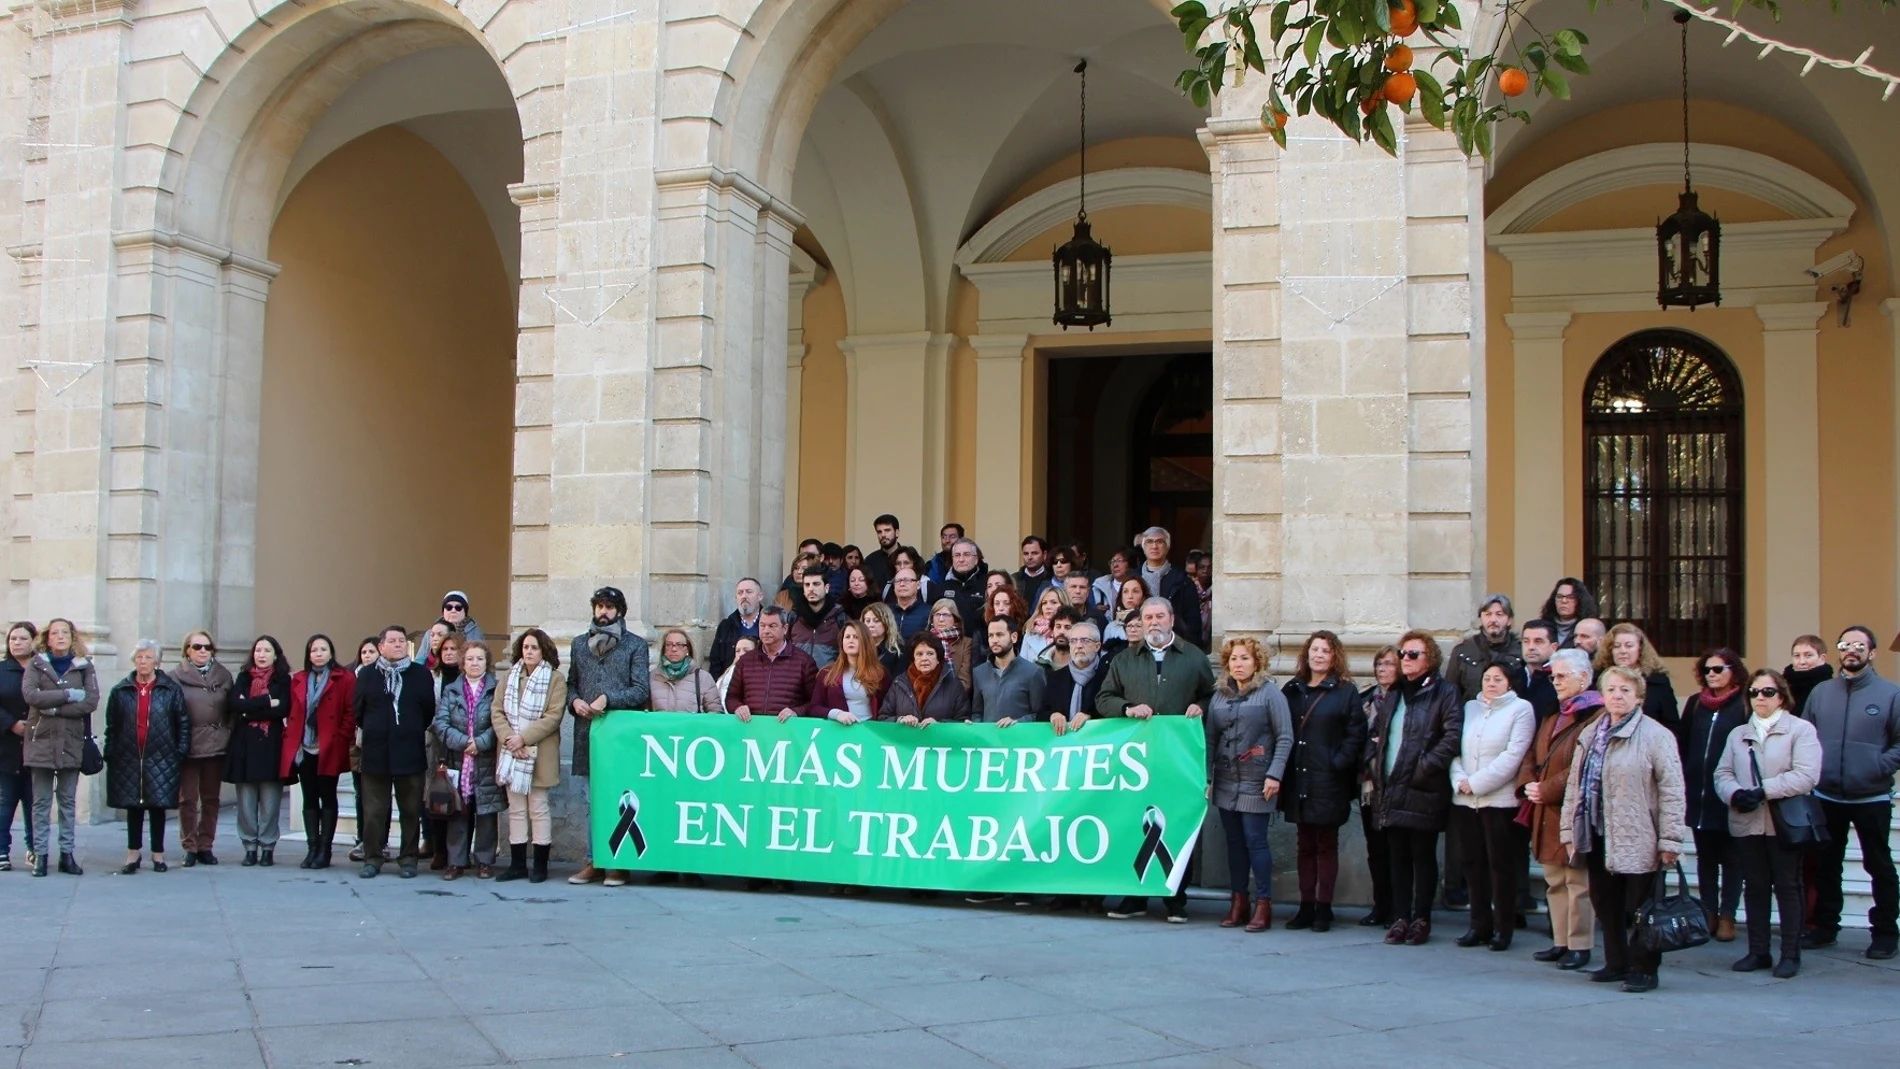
[[2, 518, 1897, 997]]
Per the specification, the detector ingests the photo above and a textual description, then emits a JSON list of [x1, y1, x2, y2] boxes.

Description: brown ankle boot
[[1245, 898, 1273, 932], [1220, 892, 1248, 928]]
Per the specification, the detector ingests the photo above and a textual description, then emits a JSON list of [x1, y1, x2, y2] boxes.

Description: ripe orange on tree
[[1388, 0, 1419, 37], [1384, 44, 1414, 73], [1383, 71, 1417, 106], [1360, 89, 1386, 115], [1497, 66, 1529, 97]]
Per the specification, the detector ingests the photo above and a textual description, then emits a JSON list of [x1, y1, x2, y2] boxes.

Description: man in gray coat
[[972, 617, 1046, 727], [1802, 624, 1900, 959], [565, 586, 650, 888]]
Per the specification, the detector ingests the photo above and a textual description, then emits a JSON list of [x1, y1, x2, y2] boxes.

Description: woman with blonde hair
[[1281, 630, 1366, 932], [1561, 663, 1689, 993], [1019, 588, 1064, 664], [650, 630, 721, 714], [1594, 623, 1679, 732], [1208, 635, 1293, 932], [928, 599, 973, 690], [172, 628, 234, 866], [859, 603, 905, 681]]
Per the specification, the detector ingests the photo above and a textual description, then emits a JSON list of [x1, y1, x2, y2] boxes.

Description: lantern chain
[[1076, 59, 1088, 223]]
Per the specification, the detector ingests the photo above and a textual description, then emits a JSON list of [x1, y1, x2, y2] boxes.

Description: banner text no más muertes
[[588, 712, 1207, 895]]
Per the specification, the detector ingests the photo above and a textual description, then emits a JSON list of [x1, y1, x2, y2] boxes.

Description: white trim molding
[[954, 168, 1213, 267], [1487, 143, 1856, 236]]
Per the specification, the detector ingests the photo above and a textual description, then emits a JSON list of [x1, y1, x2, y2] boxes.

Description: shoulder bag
[[80, 732, 104, 776], [1636, 861, 1710, 953], [1749, 745, 1831, 851]]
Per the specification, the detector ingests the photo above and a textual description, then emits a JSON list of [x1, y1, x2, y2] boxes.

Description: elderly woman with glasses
[[1680, 647, 1750, 943]]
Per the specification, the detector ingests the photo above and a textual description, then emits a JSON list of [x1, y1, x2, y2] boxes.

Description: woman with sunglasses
[[1713, 670, 1821, 977], [1365, 631, 1463, 946], [1679, 647, 1750, 942], [172, 630, 235, 866]]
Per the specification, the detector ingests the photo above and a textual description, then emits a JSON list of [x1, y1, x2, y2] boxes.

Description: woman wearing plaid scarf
[[492, 629, 566, 883]]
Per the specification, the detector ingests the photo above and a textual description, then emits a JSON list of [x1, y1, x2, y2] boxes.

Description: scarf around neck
[[660, 656, 694, 682], [376, 656, 412, 718], [587, 620, 624, 659], [1699, 685, 1738, 710], [909, 663, 943, 712]]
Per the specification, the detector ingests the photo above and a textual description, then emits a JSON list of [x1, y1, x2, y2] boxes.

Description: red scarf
[[1698, 685, 1737, 709], [135, 676, 155, 748], [909, 663, 942, 712]]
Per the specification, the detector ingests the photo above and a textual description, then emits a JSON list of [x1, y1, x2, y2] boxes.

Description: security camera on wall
[[1807, 249, 1863, 326], [1807, 250, 1862, 281]]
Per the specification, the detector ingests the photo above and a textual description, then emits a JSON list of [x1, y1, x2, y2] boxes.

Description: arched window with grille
[[1584, 330, 1744, 656]]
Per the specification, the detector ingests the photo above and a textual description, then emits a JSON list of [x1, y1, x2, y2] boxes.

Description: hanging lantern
[[1657, 11, 1720, 310], [1055, 59, 1111, 329]]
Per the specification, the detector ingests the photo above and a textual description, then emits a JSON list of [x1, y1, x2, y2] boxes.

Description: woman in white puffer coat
[[1448, 662, 1535, 951]]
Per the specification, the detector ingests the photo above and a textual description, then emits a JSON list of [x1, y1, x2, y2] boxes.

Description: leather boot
[[58, 852, 83, 876], [1714, 915, 1737, 943], [1245, 898, 1273, 933], [1286, 901, 1316, 930], [1219, 892, 1248, 928], [315, 810, 337, 869], [494, 843, 530, 882], [530, 844, 550, 884], [1312, 904, 1334, 932], [300, 810, 321, 868]]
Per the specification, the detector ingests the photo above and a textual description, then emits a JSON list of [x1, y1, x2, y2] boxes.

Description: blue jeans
[[0, 768, 32, 856], [1219, 807, 1275, 896]]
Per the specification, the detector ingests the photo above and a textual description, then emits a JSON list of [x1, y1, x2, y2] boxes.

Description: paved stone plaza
[[4, 822, 1895, 1069]]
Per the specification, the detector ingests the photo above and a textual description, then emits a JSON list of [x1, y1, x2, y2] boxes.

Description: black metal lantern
[[1055, 60, 1111, 329], [1657, 11, 1720, 310]]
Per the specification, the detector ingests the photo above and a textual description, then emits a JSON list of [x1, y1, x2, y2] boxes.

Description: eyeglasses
[[1745, 687, 1782, 699], [188, 643, 213, 652], [1069, 637, 1100, 646], [1701, 665, 1731, 675], [1838, 641, 1869, 653], [1399, 650, 1428, 660], [443, 604, 466, 612]]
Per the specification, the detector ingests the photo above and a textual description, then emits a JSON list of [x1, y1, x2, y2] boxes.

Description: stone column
[[1201, 105, 1282, 647], [1504, 312, 1573, 612], [1756, 302, 1829, 659], [784, 255, 826, 554], [970, 333, 1032, 547], [839, 332, 953, 539], [509, 180, 560, 634]]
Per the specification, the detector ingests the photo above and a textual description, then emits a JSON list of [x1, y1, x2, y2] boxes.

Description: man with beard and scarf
[[788, 567, 847, 669], [709, 578, 765, 680], [1046, 619, 1107, 736], [565, 586, 651, 889], [1097, 597, 1216, 923], [1801, 625, 1900, 959], [354, 625, 436, 879]]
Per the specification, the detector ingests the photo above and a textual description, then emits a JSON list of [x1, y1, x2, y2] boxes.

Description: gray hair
[[133, 638, 162, 656], [760, 606, 795, 627], [1139, 596, 1175, 620], [1139, 526, 1171, 545], [1549, 648, 1593, 681], [1478, 593, 1513, 618], [953, 537, 982, 557], [1067, 618, 1101, 642]]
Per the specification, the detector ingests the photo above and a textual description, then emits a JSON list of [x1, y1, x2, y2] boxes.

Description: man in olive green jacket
[[1096, 597, 1215, 923]]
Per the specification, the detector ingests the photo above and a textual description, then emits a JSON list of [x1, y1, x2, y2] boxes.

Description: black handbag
[[80, 733, 104, 776], [1636, 861, 1710, 953], [1749, 746, 1831, 851]]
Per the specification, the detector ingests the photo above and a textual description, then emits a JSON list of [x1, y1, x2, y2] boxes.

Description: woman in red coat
[[281, 635, 356, 869]]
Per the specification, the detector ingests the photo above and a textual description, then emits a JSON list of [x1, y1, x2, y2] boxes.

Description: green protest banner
[[587, 712, 1208, 895]]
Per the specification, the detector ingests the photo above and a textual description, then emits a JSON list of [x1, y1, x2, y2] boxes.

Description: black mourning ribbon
[[1131, 805, 1175, 882], [609, 789, 647, 858]]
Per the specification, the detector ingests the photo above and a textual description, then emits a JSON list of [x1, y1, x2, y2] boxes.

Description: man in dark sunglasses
[[1801, 625, 1900, 959]]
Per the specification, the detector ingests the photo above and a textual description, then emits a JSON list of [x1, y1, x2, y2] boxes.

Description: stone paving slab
[[2, 821, 1897, 1068]]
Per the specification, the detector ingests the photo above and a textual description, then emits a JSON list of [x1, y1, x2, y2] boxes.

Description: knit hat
[[442, 590, 470, 609]]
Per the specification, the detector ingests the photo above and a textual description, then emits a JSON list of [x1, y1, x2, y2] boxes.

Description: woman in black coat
[[1679, 647, 1750, 941], [878, 632, 972, 724], [0, 622, 36, 871], [1280, 631, 1368, 932], [226, 636, 292, 867], [1357, 647, 1400, 928], [1364, 630, 1464, 946], [105, 639, 192, 873]]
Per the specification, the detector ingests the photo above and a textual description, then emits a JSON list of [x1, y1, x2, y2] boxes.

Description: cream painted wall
[[795, 271, 850, 544], [256, 126, 514, 647], [1486, 100, 1896, 673]]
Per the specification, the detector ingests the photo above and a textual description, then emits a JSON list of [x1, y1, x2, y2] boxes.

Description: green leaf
[[1270, 1, 1291, 41], [1539, 65, 1570, 99], [1476, 116, 1493, 157], [1170, 1, 1209, 19], [1415, 68, 1446, 127], [1417, 0, 1441, 25], [1372, 0, 1393, 33], [1190, 81, 1211, 108], [1303, 21, 1325, 67], [1551, 50, 1590, 74], [1438, 1, 1461, 29], [1554, 28, 1584, 55], [1369, 106, 1398, 155]]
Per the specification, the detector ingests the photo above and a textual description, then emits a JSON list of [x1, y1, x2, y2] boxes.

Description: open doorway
[[1044, 352, 1212, 564]]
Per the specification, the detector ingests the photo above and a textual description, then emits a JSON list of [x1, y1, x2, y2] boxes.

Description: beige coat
[[1712, 714, 1822, 838], [1560, 710, 1690, 875], [491, 670, 568, 789]]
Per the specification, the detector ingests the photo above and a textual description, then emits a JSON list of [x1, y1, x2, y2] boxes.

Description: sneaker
[[567, 862, 602, 886], [0, 853, 10, 871]]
